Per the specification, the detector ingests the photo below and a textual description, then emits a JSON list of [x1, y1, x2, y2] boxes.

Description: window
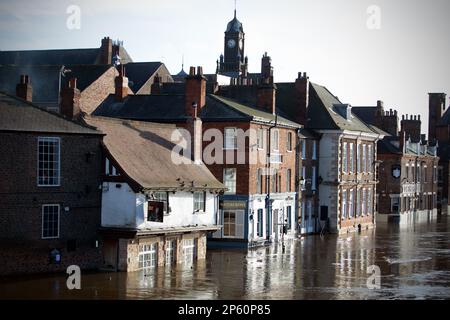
[[38, 137, 60, 186], [183, 239, 196, 266], [391, 196, 400, 213], [257, 209, 263, 237], [433, 166, 438, 183], [287, 132, 293, 151], [256, 168, 263, 194], [368, 145, 373, 173], [367, 188, 373, 215], [277, 173, 282, 193], [312, 141, 317, 160], [154, 192, 169, 214], [423, 165, 427, 182], [272, 130, 279, 151], [224, 127, 237, 149], [301, 167, 306, 190], [223, 210, 244, 238], [417, 164, 421, 183], [349, 143, 354, 173], [286, 169, 292, 192], [138, 243, 157, 269], [342, 190, 347, 219], [286, 206, 292, 230], [165, 240, 175, 265], [348, 189, 354, 218], [312, 166, 317, 191], [271, 169, 278, 193], [193, 191, 206, 212], [342, 142, 348, 173], [148, 201, 164, 222], [257, 129, 264, 149], [357, 144, 361, 173], [301, 140, 306, 159], [223, 168, 237, 194], [362, 189, 367, 216], [362, 144, 367, 173], [42, 204, 60, 239]]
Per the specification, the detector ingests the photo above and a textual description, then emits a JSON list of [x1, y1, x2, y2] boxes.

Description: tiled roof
[[84, 115, 225, 191], [124, 62, 172, 93], [0, 92, 101, 135]]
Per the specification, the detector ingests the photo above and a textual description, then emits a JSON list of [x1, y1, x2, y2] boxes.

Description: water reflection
[[0, 215, 449, 300]]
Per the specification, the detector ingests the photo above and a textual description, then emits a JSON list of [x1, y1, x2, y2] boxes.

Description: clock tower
[[218, 9, 248, 77]]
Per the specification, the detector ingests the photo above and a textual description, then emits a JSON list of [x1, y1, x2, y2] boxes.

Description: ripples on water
[[0, 215, 449, 300]]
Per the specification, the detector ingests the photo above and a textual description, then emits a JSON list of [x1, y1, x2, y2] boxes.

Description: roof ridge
[[85, 114, 177, 129], [0, 48, 98, 53]]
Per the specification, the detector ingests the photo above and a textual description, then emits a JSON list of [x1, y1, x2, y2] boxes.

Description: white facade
[[101, 182, 218, 229]]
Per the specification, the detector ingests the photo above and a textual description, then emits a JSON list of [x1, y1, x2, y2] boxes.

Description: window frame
[[286, 132, 293, 152], [138, 242, 158, 269], [193, 191, 206, 212], [223, 168, 237, 194], [37, 137, 61, 187], [224, 127, 238, 150], [41, 204, 60, 239]]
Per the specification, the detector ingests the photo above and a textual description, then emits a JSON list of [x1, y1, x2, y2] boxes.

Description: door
[[102, 239, 118, 271]]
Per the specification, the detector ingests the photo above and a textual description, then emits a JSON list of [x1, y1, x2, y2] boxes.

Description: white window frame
[[349, 143, 354, 174], [342, 142, 348, 173], [37, 137, 61, 187], [348, 189, 354, 218], [257, 128, 265, 150], [165, 240, 175, 266], [362, 189, 367, 216], [312, 166, 317, 191], [193, 191, 206, 212], [224, 127, 237, 150], [138, 243, 158, 269], [362, 144, 367, 173], [223, 168, 237, 194], [342, 190, 347, 219], [41, 204, 60, 239], [182, 239, 196, 266], [368, 145, 373, 173], [271, 129, 279, 151], [222, 210, 244, 238]]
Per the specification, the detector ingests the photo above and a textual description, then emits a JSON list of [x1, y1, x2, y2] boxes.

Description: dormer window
[[333, 104, 352, 120]]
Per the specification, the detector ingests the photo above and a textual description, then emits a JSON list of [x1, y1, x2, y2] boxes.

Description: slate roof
[[275, 82, 377, 134], [84, 115, 225, 191], [0, 92, 101, 135], [93, 93, 300, 128], [0, 65, 114, 109], [124, 62, 171, 93], [0, 46, 133, 66], [351, 107, 378, 125]]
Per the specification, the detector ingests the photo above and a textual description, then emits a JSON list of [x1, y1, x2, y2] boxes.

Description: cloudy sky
[[1, 0, 449, 131]]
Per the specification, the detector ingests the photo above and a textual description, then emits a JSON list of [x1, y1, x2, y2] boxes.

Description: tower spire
[[234, 0, 237, 18]]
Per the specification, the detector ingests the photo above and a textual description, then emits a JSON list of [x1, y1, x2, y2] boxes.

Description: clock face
[[227, 39, 236, 48]]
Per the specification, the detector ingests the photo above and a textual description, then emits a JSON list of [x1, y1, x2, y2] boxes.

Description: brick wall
[[0, 131, 103, 275]]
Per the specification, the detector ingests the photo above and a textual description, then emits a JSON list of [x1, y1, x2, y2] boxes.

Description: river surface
[[1, 215, 449, 300]]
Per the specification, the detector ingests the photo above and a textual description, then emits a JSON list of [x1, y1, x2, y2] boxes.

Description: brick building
[[427, 92, 450, 214], [353, 103, 439, 223], [94, 64, 300, 247], [0, 91, 104, 275]]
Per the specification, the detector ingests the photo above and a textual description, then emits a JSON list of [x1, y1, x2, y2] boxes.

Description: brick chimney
[[185, 66, 206, 118], [60, 78, 81, 120], [257, 79, 277, 114], [100, 37, 113, 65], [151, 74, 162, 94], [115, 65, 129, 101], [261, 52, 273, 83], [187, 114, 203, 164], [400, 114, 421, 143], [16, 75, 32, 102], [294, 72, 309, 125]]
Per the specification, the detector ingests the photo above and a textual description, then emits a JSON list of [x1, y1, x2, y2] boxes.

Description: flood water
[[1, 215, 449, 300]]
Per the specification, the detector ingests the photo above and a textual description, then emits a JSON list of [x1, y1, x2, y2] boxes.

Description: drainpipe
[[266, 114, 278, 243]]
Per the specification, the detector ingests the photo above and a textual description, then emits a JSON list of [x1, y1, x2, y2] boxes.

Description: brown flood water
[[1, 215, 449, 300]]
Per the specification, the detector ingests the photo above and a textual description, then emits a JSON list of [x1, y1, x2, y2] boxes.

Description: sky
[[1, 0, 449, 133]]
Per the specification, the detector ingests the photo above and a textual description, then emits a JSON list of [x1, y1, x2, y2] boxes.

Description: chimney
[[100, 37, 113, 65], [185, 66, 206, 118], [187, 111, 203, 164], [400, 114, 421, 143], [151, 74, 162, 94], [60, 78, 81, 120], [294, 72, 309, 125], [115, 65, 129, 101], [261, 52, 273, 83], [16, 75, 32, 102], [257, 79, 277, 114]]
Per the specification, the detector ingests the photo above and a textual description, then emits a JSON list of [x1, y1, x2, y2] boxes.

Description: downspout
[[266, 114, 278, 242]]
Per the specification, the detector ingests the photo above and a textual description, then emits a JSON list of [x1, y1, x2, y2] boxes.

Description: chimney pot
[[197, 66, 203, 76], [189, 66, 195, 76]]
